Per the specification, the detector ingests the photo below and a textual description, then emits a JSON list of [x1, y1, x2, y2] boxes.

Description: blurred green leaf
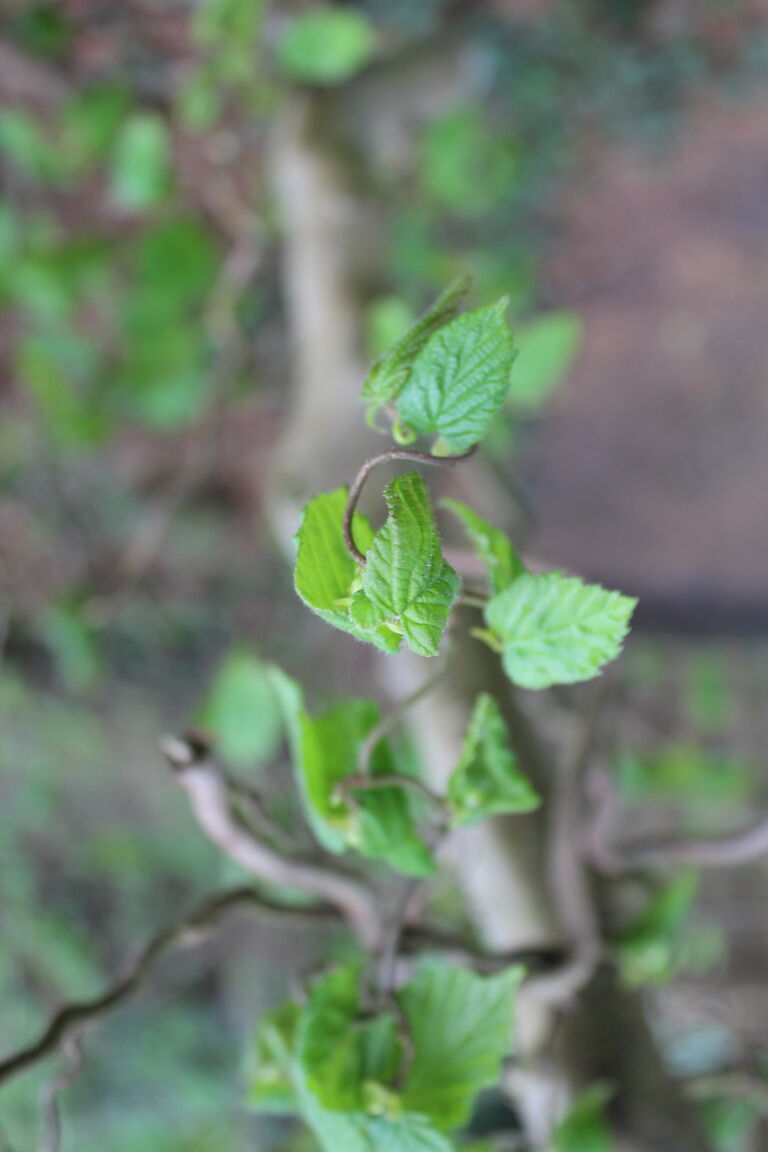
[[510, 312, 583, 410], [199, 651, 283, 770], [616, 871, 699, 987], [420, 107, 519, 218], [109, 114, 171, 210], [448, 694, 539, 826], [38, 603, 102, 692], [275, 10, 376, 85], [552, 1083, 615, 1152]]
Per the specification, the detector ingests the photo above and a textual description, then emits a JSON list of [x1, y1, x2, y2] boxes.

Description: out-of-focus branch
[[527, 688, 605, 1006], [0, 885, 336, 1089], [585, 767, 768, 872], [164, 735, 385, 950]]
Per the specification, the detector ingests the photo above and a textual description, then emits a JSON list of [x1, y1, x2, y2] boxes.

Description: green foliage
[[272, 680, 434, 876], [198, 650, 283, 770], [275, 10, 377, 85], [363, 277, 471, 430], [246, 1000, 301, 1113], [294, 487, 401, 652], [109, 114, 171, 211], [552, 1084, 615, 1152], [419, 106, 519, 219], [448, 694, 539, 826], [616, 871, 699, 987], [614, 745, 751, 809], [483, 573, 636, 690], [396, 300, 516, 453], [37, 602, 102, 692], [510, 312, 583, 410], [349, 474, 459, 658], [396, 962, 523, 1131], [248, 962, 521, 1150], [442, 499, 524, 593]]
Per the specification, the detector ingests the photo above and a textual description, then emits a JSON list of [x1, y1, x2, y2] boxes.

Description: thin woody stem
[[357, 660, 449, 778], [342, 446, 477, 565]]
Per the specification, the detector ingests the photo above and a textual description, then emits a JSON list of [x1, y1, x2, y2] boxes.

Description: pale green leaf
[[275, 10, 376, 85], [199, 650, 282, 769], [396, 300, 516, 454], [398, 963, 523, 1131], [294, 698, 435, 875], [246, 999, 300, 1114], [448, 694, 539, 826], [363, 278, 470, 426], [109, 114, 170, 210], [484, 573, 636, 690], [510, 312, 582, 410], [350, 473, 459, 658], [368, 1114, 455, 1152], [552, 1084, 615, 1152], [294, 487, 401, 653], [442, 498, 523, 593]]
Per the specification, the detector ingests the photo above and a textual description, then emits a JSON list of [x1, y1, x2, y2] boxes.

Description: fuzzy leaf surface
[[350, 473, 459, 658], [395, 300, 516, 453], [484, 573, 636, 690], [448, 694, 539, 826]]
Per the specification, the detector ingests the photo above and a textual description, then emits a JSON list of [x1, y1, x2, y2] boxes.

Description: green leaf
[[363, 278, 470, 427], [398, 963, 523, 1131], [442, 498, 523, 593], [448, 694, 539, 826], [616, 871, 698, 988], [246, 999, 301, 1114], [294, 487, 401, 653], [275, 10, 376, 85], [350, 474, 459, 658], [199, 650, 283, 770], [395, 300, 516, 454], [552, 1084, 615, 1152], [510, 312, 582, 410], [484, 573, 636, 690], [367, 1114, 455, 1152], [38, 603, 101, 692], [109, 114, 170, 210], [300, 966, 401, 1113], [294, 698, 435, 875]]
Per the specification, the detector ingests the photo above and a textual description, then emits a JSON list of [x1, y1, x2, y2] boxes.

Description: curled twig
[[164, 735, 385, 950], [0, 887, 336, 1089], [343, 446, 477, 565]]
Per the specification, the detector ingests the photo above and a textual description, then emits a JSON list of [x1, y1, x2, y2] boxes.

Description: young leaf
[[300, 966, 401, 1113], [395, 300, 516, 454], [442, 498, 524, 593], [552, 1083, 615, 1152], [350, 473, 459, 658], [246, 999, 301, 1114], [363, 277, 471, 428], [510, 311, 582, 410], [448, 694, 539, 826], [294, 487, 400, 653], [295, 697, 435, 875], [484, 573, 636, 690], [199, 650, 283, 770], [275, 10, 376, 85], [398, 963, 523, 1131]]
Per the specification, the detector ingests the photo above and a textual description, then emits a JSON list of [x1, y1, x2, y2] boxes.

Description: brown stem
[[339, 772, 444, 811], [0, 887, 336, 1089], [343, 446, 477, 565], [610, 814, 768, 872]]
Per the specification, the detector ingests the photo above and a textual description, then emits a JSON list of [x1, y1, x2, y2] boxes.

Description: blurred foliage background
[[2, 1, 768, 1149]]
